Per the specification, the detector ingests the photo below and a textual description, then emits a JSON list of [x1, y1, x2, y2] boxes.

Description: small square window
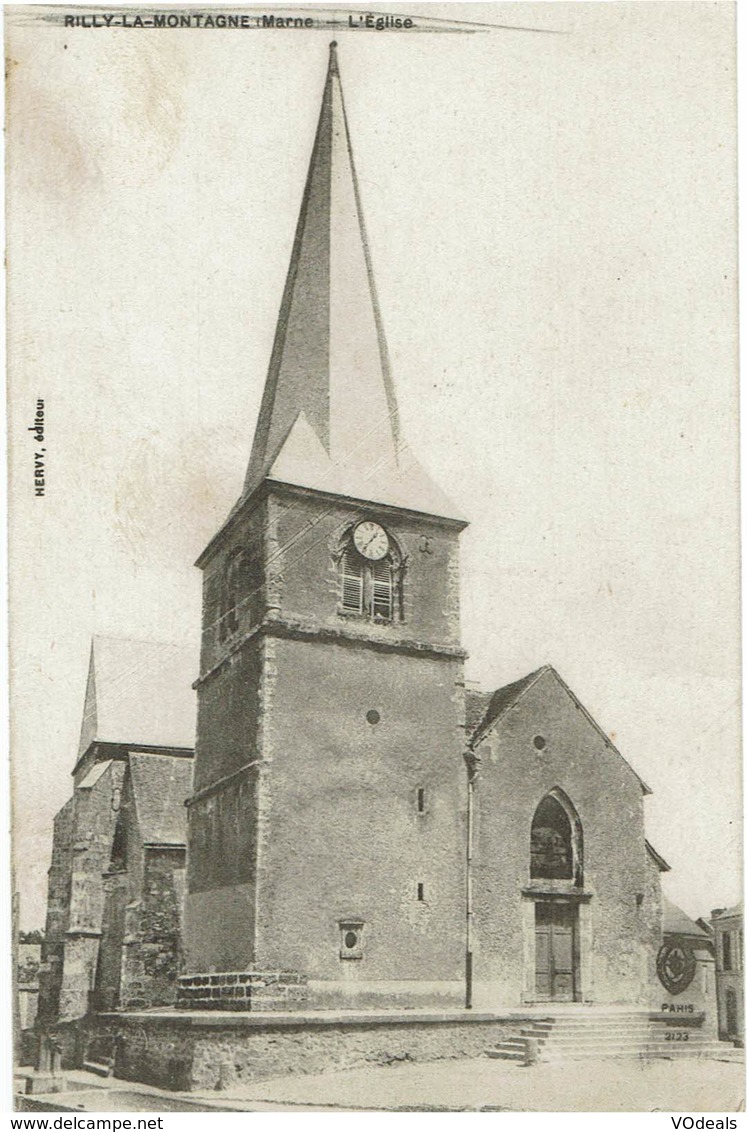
[[339, 920, 364, 960]]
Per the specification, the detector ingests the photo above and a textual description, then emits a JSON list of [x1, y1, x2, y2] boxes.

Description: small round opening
[[344, 931, 358, 949], [366, 709, 381, 725], [533, 735, 546, 750]]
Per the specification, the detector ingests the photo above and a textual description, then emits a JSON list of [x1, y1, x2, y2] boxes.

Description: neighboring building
[[178, 44, 668, 1013], [38, 637, 195, 1027], [657, 896, 716, 1028], [713, 904, 743, 1044]]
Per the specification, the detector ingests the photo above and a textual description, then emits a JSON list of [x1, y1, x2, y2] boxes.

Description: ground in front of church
[[17, 1054, 744, 1112]]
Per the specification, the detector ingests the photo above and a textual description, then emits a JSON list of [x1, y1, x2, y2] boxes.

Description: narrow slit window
[[340, 550, 364, 614], [417, 788, 426, 814], [417, 882, 425, 902]]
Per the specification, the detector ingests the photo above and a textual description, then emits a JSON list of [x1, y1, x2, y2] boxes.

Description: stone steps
[[486, 1041, 526, 1062], [530, 1031, 714, 1046], [487, 1009, 730, 1065], [541, 1044, 730, 1063], [522, 1024, 652, 1037]]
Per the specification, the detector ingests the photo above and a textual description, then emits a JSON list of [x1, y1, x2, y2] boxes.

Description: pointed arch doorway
[[525, 790, 587, 1003]]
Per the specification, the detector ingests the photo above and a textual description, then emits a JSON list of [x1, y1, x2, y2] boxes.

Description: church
[[177, 41, 665, 1014], [31, 44, 726, 1092]]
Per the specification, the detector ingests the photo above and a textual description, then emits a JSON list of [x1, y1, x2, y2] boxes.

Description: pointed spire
[[243, 45, 461, 522], [328, 39, 339, 75]]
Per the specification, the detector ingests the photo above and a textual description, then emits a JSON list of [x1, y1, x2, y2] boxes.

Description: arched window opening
[[337, 524, 402, 623], [530, 792, 583, 884], [221, 548, 263, 641]]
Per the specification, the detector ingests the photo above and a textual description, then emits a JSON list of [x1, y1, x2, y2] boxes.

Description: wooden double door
[[535, 900, 579, 1001]]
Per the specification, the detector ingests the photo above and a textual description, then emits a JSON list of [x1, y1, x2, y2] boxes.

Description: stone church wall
[[199, 502, 267, 678], [269, 489, 463, 648], [38, 798, 76, 1024], [119, 847, 187, 1009], [192, 647, 263, 795], [472, 671, 659, 1008], [52, 762, 125, 1022], [95, 871, 128, 1012], [253, 635, 467, 1003]]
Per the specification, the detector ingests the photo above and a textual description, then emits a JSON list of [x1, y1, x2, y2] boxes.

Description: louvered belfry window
[[340, 549, 364, 614], [371, 560, 393, 620], [339, 541, 397, 621]]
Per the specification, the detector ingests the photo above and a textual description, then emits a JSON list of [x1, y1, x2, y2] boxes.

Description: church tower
[[183, 44, 468, 1008]]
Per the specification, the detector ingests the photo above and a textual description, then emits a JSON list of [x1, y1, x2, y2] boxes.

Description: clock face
[[353, 521, 390, 561]]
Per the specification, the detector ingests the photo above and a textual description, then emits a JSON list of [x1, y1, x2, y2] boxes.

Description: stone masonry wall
[[119, 848, 187, 1010], [38, 799, 76, 1025], [58, 763, 125, 1022], [472, 668, 660, 1007], [94, 1013, 522, 1092]]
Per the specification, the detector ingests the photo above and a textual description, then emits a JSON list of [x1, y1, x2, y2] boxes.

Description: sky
[[6, 2, 740, 929]]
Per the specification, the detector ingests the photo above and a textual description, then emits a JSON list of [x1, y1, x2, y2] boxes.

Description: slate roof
[[236, 44, 462, 525], [662, 895, 713, 942], [128, 753, 193, 846], [77, 636, 197, 760]]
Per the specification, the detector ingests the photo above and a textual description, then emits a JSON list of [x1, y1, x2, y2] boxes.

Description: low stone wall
[[93, 1010, 525, 1092]]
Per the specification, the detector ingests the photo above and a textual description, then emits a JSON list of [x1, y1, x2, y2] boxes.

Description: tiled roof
[[78, 636, 197, 758], [128, 753, 193, 846]]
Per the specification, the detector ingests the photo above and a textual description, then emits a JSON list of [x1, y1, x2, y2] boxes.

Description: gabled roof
[[662, 895, 712, 941], [77, 636, 197, 761], [468, 664, 652, 795], [237, 44, 461, 524], [128, 753, 192, 846]]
